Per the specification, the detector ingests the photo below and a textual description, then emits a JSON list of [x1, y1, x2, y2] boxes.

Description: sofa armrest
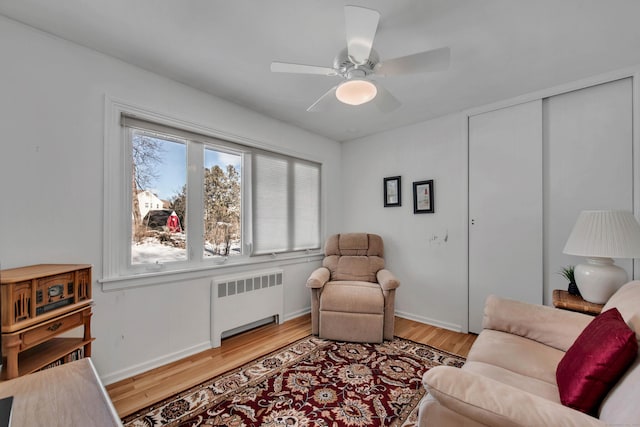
[[423, 366, 606, 427], [483, 295, 592, 351], [377, 269, 400, 291], [306, 267, 330, 289]]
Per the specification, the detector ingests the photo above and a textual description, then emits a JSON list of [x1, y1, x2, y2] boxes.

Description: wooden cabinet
[[0, 264, 94, 379]]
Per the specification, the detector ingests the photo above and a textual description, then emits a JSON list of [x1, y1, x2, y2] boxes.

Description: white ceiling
[[2, 0, 640, 141]]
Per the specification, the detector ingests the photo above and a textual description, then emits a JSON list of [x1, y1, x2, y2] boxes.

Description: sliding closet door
[[468, 100, 543, 333], [544, 78, 633, 302]]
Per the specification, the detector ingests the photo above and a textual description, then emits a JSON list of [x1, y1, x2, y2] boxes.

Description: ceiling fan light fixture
[[335, 79, 377, 105]]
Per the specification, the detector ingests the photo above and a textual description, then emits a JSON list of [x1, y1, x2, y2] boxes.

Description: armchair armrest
[[306, 267, 330, 289], [483, 295, 592, 351], [424, 366, 606, 427], [377, 269, 399, 291]]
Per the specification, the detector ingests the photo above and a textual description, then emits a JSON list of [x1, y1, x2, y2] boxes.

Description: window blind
[[252, 152, 321, 255]]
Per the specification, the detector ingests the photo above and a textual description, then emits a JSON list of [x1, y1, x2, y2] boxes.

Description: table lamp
[[563, 210, 640, 304]]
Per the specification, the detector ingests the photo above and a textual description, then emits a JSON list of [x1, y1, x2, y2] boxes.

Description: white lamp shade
[[563, 210, 640, 258], [335, 79, 377, 106], [563, 210, 640, 303]]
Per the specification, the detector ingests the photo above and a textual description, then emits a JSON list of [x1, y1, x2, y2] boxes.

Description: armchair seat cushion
[[319, 281, 384, 314]]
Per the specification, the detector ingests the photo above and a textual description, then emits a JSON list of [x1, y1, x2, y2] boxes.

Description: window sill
[[99, 251, 323, 292]]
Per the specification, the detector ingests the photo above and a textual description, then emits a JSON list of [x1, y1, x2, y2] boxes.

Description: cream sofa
[[418, 281, 640, 426]]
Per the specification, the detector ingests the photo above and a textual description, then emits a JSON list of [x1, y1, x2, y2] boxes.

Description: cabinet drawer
[[21, 310, 84, 350]]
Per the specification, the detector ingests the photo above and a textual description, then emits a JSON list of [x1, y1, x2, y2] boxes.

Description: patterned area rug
[[123, 336, 465, 427]]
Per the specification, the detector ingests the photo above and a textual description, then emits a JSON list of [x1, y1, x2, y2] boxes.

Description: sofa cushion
[[598, 281, 640, 424], [463, 360, 561, 403], [599, 356, 640, 423], [423, 366, 606, 427], [483, 295, 592, 352], [602, 280, 640, 340], [467, 329, 565, 385], [556, 307, 638, 415]]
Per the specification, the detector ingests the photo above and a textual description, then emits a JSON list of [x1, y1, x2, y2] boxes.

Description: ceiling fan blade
[[373, 83, 401, 112], [344, 5, 380, 65], [377, 47, 450, 76], [271, 61, 337, 76], [307, 86, 339, 112]]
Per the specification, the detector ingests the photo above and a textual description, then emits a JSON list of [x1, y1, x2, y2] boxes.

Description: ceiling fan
[[270, 5, 450, 112]]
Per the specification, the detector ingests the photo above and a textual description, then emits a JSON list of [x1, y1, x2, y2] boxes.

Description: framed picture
[[413, 180, 434, 214], [383, 176, 401, 207]]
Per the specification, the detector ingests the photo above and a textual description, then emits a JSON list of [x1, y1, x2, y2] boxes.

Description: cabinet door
[[468, 100, 543, 333]]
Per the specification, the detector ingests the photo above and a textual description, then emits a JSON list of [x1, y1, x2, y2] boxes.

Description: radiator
[[210, 269, 284, 348]]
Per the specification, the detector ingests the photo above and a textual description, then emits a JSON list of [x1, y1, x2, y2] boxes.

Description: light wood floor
[[106, 315, 476, 418]]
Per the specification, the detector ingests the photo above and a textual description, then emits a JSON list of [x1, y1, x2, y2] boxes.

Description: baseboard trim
[[395, 310, 463, 333], [287, 307, 463, 333], [284, 307, 310, 322], [101, 309, 311, 385], [101, 308, 458, 385], [100, 340, 212, 385]]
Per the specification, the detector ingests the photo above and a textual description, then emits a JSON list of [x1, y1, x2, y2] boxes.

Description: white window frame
[[102, 97, 323, 289], [123, 121, 249, 274]]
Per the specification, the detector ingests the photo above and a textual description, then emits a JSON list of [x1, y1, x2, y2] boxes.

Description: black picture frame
[[383, 176, 401, 207], [413, 180, 434, 214]]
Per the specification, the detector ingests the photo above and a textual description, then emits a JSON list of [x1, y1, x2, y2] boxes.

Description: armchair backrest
[[322, 233, 385, 282]]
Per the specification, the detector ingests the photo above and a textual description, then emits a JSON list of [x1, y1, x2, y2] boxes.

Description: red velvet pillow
[[556, 307, 638, 415]]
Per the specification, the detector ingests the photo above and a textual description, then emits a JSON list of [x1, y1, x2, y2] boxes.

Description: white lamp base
[[574, 257, 628, 304]]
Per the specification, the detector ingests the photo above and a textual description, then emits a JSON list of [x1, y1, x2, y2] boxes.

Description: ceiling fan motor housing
[[334, 47, 378, 78]]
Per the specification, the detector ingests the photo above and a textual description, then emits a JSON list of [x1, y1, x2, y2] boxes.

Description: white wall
[[0, 17, 342, 383], [342, 73, 638, 334], [2, 13, 638, 385], [341, 114, 469, 331]]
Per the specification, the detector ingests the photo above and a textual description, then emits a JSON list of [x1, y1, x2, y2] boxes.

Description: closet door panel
[[468, 100, 543, 333], [544, 78, 633, 303]]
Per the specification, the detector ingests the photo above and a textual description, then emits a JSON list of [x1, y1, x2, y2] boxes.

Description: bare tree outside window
[[131, 131, 187, 264], [131, 133, 163, 243]]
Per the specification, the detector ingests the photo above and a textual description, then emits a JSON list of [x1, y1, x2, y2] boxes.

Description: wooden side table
[[552, 289, 604, 315]]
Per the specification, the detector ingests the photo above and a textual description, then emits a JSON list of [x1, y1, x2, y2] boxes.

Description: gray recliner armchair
[[306, 233, 400, 343]]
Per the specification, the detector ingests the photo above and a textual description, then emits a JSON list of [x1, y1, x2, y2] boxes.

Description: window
[[252, 152, 320, 254], [125, 116, 244, 271], [203, 147, 242, 258], [131, 130, 189, 265], [107, 111, 321, 278]]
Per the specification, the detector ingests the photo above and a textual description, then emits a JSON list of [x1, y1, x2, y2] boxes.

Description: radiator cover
[[210, 269, 284, 347]]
